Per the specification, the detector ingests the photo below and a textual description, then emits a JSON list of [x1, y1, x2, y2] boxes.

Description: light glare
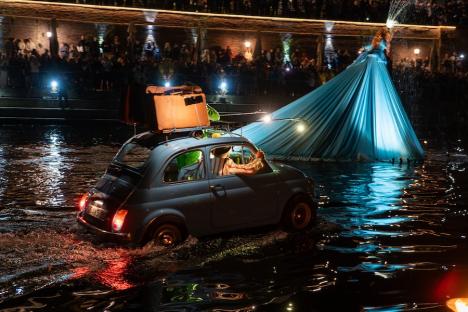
[[386, 19, 396, 29], [296, 123, 306, 133], [262, 114, 272, 123], [219, 81, 227, 91], [447, 298, 468, 312]]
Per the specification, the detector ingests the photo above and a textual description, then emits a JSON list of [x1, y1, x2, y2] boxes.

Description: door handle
[[210, 185, 226, 197], [210, 185, 224, 191]]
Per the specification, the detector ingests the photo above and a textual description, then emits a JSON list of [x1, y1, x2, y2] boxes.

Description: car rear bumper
[[77, 213, 132, 242]]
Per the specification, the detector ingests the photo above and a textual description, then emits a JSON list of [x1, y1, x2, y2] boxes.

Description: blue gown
[[236, 41, 425, 161]]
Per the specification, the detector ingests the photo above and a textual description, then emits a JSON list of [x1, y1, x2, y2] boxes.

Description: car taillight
[[112, 210, 128, 232], [79, 193, 89, 211]]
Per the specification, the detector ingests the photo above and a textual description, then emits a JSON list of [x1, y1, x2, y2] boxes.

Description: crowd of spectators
[[392, 54, 468, 142], [47, 0, 468, 26], [0, 35, 356, 98]]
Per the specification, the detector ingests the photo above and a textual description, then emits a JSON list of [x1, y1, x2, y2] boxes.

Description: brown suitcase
[[146, 85, 210, 132]]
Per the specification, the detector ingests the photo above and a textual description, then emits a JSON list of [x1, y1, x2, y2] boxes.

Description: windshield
[[113, 142, 152, 170]]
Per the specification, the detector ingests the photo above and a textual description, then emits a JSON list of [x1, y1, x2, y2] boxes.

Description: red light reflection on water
[[96, 256, 134, 290], [71, 267, 90, 279]]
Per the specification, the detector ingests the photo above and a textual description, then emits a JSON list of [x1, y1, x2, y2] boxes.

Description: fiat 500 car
[[77, 131, 317, 246]]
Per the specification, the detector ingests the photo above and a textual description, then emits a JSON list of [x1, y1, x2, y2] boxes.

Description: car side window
[[210, 144, 263, 177], [231, 145, 255, 165], [163, 150, 205, 183]]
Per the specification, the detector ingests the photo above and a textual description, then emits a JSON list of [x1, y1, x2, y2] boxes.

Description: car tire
[[282, 195, 316, 231], [151, 223, 184, 247]]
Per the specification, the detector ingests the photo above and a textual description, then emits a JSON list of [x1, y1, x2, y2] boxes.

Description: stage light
[[262, 114, 272, 123], [460, 54, 465, 59], [324, 21, 334, 32], [414, 48, 421, 55], [46, 31, 52, 38], [219, 80, 227, 93], [164, 81, 171, 87], [50, 80, 58, 93], [423, 140, 428, 145], [296, 123, 306, 133], [285, 67, 291, 72], [244, 41, 251, 48], [386, 19, 396, 29]]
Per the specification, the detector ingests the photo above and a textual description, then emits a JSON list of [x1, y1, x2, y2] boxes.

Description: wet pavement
[[0, 124, 467, 312]]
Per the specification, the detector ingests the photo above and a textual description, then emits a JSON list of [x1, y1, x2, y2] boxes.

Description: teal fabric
[[236, 41, 424, 161]]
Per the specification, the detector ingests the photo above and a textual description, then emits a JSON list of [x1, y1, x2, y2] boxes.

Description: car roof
[[129, 131, 254, 161]]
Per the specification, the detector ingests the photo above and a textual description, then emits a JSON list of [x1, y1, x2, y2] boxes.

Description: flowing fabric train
[[236, 45, 424, 161]]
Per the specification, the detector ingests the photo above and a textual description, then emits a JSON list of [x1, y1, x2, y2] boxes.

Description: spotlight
[[285, 67, 291, 72], [460, 54, 465, 59], [244, 41, 251, 48], [164, 81, 171, 87], [386, 19, 396, 29], [219, 80, 227, 92], [46, 31, 52, 38], [296, 123, 306, 133], [262, 114, 272, 123], [414, 48, 421, 55], [50, 80, 58, 93]]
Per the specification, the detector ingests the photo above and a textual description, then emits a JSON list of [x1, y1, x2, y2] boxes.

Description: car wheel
[[152, 223, 183, 247], [282, 195, 316, 231]]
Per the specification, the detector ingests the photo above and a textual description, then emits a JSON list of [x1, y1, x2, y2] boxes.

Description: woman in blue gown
[[237, 28, 425, 161]]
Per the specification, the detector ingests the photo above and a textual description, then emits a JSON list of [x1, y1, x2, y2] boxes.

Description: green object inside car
[[176, 150, 202, 169]]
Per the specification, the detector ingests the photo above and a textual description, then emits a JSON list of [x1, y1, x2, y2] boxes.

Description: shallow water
[[0, 125, 467, 312]]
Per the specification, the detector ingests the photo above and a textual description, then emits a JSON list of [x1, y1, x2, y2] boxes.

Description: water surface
[[0, 125, 467, 311]]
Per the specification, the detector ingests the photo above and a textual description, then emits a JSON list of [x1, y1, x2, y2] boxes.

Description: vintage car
[[77, 130, 317, 246]]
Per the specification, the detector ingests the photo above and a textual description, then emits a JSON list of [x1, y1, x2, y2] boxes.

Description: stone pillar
[[196, 27, 204, 60], [434, 30, 442, 72], [254, 31, 262, 59], [49, 18, 59, 58], [0, 16, 4, 51], [316, 35, 324, 68], [127, 23, 135, 62]]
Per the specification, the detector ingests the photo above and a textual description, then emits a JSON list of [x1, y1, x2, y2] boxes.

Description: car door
[[142, 148, 214, 236], [208, 144, 280, 230]]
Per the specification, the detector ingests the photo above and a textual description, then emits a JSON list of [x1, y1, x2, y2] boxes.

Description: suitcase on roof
[[146, 85, 210, 132]]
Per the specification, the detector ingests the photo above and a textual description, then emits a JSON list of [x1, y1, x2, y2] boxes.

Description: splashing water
[[387, 0, 414, 27]]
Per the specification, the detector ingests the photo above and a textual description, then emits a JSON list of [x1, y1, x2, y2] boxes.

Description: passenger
[[211, 146, 264, 176]]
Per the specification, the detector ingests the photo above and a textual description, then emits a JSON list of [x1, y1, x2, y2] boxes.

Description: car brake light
[[112, 210, 128, 232], [79, 194, 89, 211]]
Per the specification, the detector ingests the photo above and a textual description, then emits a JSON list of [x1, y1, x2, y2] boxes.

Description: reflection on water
[[0, 125, 467, 311]]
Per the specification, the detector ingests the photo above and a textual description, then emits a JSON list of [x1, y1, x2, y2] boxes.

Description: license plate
[[87, 205, 107, 220]]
